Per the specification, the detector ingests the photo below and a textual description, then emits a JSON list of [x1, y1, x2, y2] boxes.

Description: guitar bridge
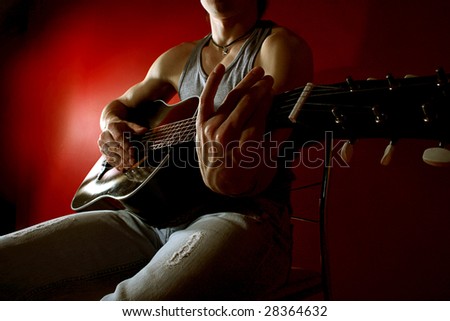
[[96, 160, 113, 181]]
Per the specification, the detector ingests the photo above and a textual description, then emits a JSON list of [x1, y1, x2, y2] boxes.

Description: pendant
[[222, 46, 229, 55]]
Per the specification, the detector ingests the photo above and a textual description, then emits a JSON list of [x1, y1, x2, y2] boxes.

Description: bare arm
[[257, 25, 313, 94], [97, 42, 195, 170]]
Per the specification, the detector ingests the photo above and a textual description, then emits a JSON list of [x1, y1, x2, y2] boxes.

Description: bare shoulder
[[265, 24, 307, 49], [257, 24, 313, 92], [147, 40, 199, 87], [118, 40, 200, 105]]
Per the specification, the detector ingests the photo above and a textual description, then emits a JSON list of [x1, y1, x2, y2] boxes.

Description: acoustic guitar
[[71, 70, 450, 226]]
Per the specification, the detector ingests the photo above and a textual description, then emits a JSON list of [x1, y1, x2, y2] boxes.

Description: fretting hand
[[196, 64, 279, 196]]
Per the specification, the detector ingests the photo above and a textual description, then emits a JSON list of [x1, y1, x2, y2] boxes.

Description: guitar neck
[[270, 72, 450, 143], [137, 71, 450, 150]]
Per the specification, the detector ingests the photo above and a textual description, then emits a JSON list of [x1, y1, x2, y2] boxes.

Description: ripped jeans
[[0, 206, 291, 300]]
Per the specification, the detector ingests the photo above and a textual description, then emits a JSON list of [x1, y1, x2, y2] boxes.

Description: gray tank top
[[177, 20, 293, 211], [178, 20, 274, 108]]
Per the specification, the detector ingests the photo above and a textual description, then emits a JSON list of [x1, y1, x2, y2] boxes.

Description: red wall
[[1, 0, 450, 299]]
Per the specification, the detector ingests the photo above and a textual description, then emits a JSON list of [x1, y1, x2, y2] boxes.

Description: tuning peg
[[423, 143, 450, 167], [421, 103, 436, 123], [372, 105, 387, 125], [346, 76, 356, 92], [436, 68, 448, 87], [339, 140, 355, 164], [386, 74, 397, 90], [380, 141, 396, 166], [331, 106, 355, 163]]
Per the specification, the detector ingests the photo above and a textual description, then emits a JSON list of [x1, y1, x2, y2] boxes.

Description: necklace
[[210, 27, 254, 55]]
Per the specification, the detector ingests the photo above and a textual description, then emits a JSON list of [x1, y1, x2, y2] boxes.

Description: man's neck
[[209, 14, 258, 46]]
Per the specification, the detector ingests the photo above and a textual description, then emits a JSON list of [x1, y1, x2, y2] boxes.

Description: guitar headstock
[[282, 68, 450, 166]]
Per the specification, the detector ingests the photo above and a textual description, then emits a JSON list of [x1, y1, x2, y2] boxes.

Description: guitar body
[[71, 97, 224, 226]]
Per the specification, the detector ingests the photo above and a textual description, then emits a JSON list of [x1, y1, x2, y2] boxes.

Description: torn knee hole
[[167, 232, 203, 266]]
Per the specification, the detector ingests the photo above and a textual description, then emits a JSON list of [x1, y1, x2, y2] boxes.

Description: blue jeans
[[0, 204, 291, 300]]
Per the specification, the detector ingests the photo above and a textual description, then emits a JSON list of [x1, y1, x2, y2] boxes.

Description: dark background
[[1, 0, 450, 299]]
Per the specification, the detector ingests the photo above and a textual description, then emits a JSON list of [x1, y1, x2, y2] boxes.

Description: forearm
[[100, 99, 130, 130]]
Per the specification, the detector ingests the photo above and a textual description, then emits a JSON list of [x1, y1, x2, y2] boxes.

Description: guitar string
[[140, 102, 374, 149], [143, 78, 433, 139], [136, 80, 434, 149], [139, 82, 404, 147], [139, 99, 391, 150], [139, 105, 366, 150], [139, 84, 342, 142]]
